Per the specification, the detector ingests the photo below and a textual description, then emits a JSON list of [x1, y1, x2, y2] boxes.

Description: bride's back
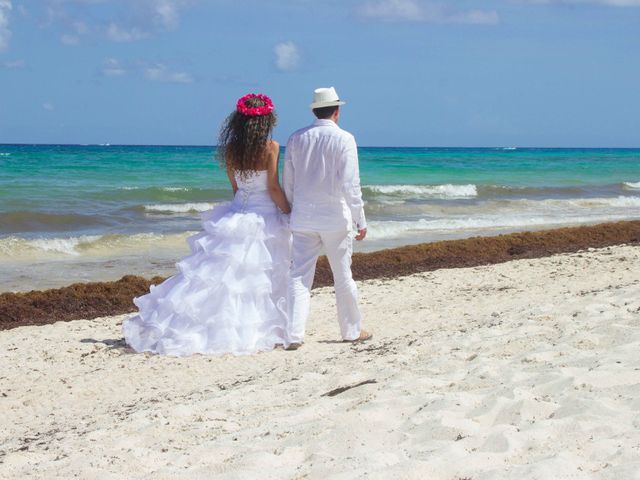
[[235, 169, 268, 192]]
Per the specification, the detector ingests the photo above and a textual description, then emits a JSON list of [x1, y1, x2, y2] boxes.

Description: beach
[[1, 244, 639, 479]]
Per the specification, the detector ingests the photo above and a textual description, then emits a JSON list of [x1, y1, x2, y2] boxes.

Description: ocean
[[1, 144, 639, 292]]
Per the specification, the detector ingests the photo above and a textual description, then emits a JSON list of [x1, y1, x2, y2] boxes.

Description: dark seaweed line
[[1, 220, 639, 331]]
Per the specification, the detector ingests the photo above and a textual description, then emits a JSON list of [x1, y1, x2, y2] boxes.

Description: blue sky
[[0, 0, 639, 147]]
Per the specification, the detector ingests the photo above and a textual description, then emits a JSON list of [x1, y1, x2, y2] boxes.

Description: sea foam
[[119, 186, 191, 192], [543, 196, 640, 209], [0, 235, 102, 257], [605, 196, 640, 207], [623, 181, 640, 190], [364, 195, 640, 241], [366, 184, 478, 199], [143, 203, 216, 214], [0, 232, 194, 259], [365, 213, 634, 241]]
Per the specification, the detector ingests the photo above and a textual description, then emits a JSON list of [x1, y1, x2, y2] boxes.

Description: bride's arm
[[226, 162, 238, 195], [266, 141, 291, 214]]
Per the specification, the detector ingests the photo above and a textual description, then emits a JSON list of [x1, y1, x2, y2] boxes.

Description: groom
[[283, 87, 372, 350]]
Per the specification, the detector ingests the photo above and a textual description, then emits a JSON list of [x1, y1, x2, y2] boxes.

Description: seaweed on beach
[[0, 275, 165, 331], [1, 220, 639, 330], [314, 220, 640, 287]]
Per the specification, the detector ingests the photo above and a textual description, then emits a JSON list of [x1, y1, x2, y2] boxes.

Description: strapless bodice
[[233, 170, 276, 214], [235, 170, 268, 193]]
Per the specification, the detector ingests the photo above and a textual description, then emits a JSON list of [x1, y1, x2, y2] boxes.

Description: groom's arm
[[340, 135, 367, 232], [283, 139, 294, 207]]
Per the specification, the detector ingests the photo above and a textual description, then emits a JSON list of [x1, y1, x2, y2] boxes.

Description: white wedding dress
[[123, 170, 291, 356]]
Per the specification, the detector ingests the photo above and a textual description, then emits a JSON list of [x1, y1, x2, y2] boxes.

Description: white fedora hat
[[310, 87, 346, 109]]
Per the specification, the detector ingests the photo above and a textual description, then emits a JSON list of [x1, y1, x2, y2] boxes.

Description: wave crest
[[365, 184, 477, 199], [143, 202, 217, 214], [0, 232, 193, 259], [120, 186, 192, 192]]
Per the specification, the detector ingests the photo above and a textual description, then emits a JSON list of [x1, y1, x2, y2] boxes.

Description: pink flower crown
[[236, 93, 274, 116]]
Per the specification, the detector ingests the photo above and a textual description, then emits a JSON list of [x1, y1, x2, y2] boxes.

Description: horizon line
[[2, 143, 640, 150]]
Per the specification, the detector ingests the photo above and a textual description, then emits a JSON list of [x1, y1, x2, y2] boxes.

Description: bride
[[123, 93, 292, 356]]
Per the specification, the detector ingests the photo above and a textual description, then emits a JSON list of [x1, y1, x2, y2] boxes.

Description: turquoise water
[[1, 144, 639, 291], [359, 147, 640, 188]]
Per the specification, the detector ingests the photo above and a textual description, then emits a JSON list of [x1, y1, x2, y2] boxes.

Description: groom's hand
[[355, 228, 367, 241]]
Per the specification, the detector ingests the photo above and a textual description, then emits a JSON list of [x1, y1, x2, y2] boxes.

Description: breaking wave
[[0, 232, 193, 259], [365, 184, 478, 199], [365, 195, 640, 240], [142, 202, 217, 214], [366, 213, 635, 241], [119, 186, 192, 192]]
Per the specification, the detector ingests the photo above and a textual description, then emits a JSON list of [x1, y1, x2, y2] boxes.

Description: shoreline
[[1, 220, 639, 331], [4, 218, 639, 294]]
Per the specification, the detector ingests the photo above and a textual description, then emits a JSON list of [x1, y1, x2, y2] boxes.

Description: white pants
[[287, 229, 362, 343]]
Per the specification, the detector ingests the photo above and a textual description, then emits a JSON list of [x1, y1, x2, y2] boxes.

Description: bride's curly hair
[[217, 96, 277, 178]]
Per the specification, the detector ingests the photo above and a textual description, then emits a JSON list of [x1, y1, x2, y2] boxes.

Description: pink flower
[[236, 93, 274, 117]]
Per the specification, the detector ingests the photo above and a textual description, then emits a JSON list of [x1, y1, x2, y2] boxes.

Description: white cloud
[[102, 0, 189, 31], [151, 0, 185, 30], [3, 58, 25, 68], [0, 0, 12, 52], [100, 58, 192, 83], [145, 63, 193, 83], [448, 9, 500, 24], [274, 41, 301, 72], [102, 57, 126, 76], [61, 33, 80, 45], [106, 23, 148, 42], [357, 0, 499, 24], [43, 0, 191, 45], [43, 102, 55, 111], [104, 0, 190, 41], [72, 20, 89, 34], [358, 0, 422, 20], [60, 20, 90, 45]]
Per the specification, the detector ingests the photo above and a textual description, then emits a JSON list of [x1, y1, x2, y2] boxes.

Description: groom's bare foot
[[344, 330, 373, 344], [285, 342, 303, 351]]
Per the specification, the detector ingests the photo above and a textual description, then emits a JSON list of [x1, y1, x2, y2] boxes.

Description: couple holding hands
[[124, 87, 372, 356]]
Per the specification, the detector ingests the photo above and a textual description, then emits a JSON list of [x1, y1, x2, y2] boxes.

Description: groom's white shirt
[[283, 119, 366, 232]]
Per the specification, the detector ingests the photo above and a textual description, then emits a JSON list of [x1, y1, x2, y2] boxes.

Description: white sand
[[1, 245, 639, 480]]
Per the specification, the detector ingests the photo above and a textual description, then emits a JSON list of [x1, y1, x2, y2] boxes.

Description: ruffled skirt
[[123, 195, 291, 356]]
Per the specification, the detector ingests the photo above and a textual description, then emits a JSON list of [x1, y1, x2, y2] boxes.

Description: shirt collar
[[312, 119, 338, 127]]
